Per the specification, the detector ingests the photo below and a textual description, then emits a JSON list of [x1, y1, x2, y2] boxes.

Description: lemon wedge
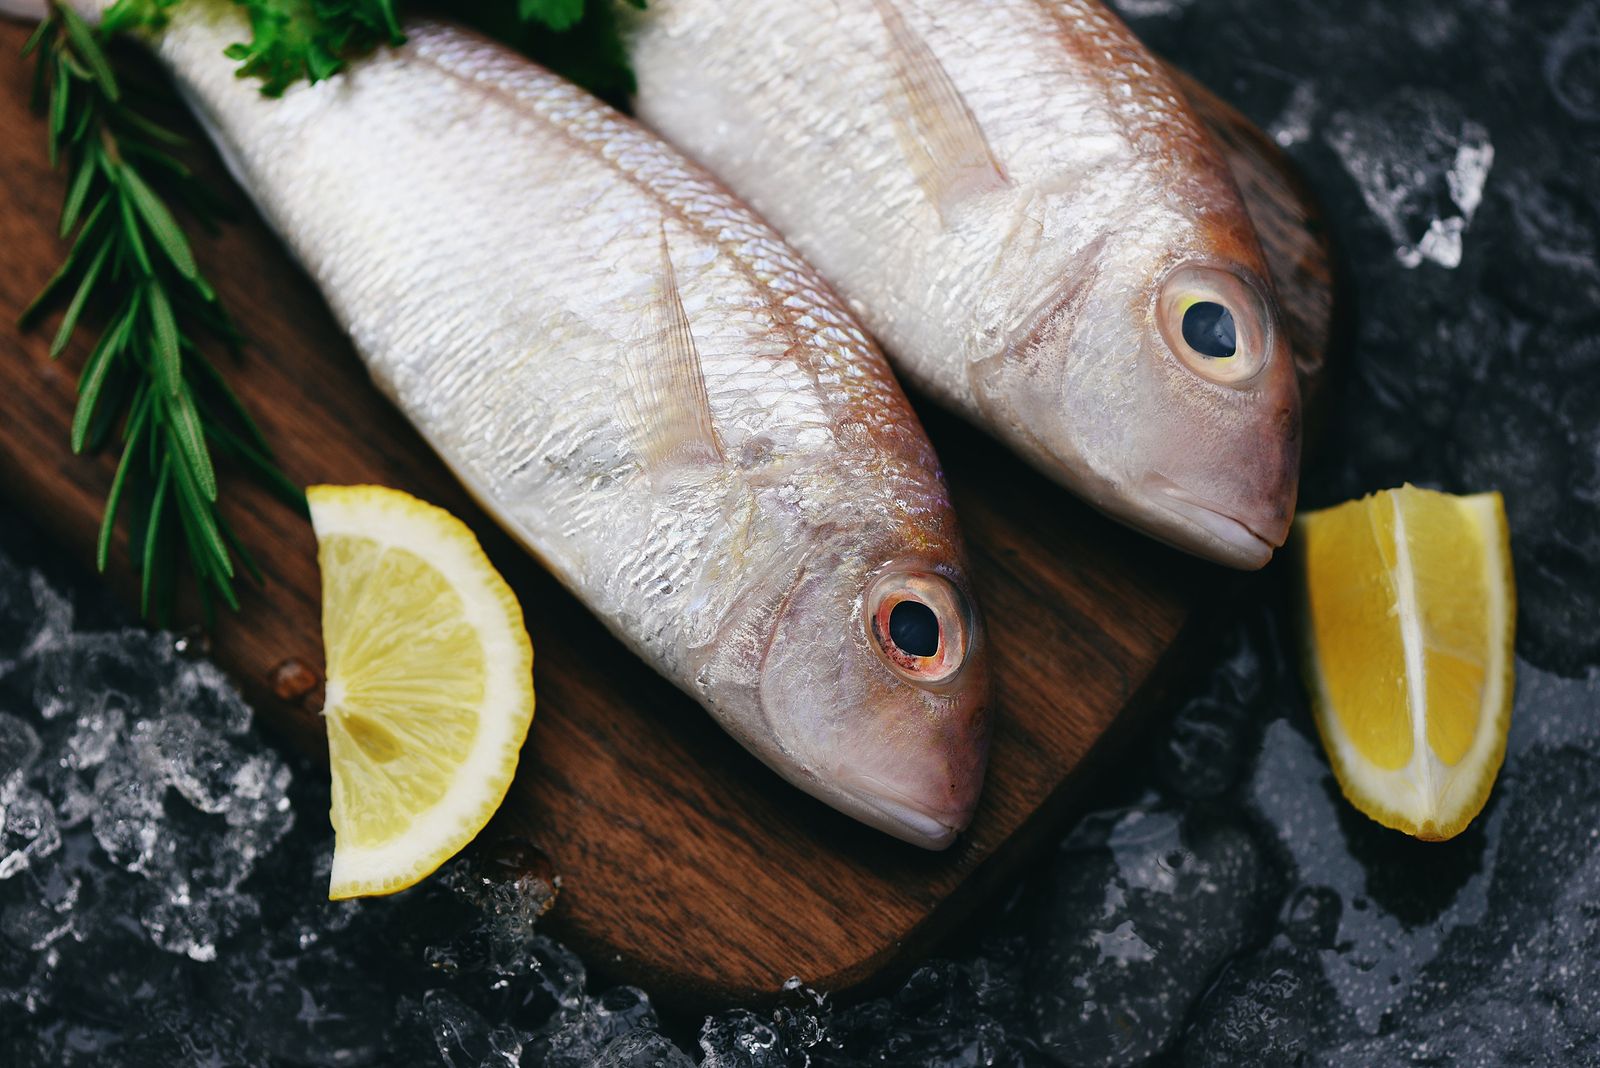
[[308, 485, 535, 898], [1296, 484, 1514, 840]]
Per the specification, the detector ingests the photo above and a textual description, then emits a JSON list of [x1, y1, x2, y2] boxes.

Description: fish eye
[[889, 600, 940, 657], [1181, 301, 1237, 359], [865, 569, 972, 686], [1156, 265, 1271, 385]]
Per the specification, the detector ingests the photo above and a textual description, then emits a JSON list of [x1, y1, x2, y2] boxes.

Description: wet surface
[[3, 0, 1599, 1063]]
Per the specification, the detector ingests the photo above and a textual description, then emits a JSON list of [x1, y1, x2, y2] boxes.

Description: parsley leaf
[[219, 1, 645, 106], [224, 0, 404, 97], [517, 0, 585, 33]]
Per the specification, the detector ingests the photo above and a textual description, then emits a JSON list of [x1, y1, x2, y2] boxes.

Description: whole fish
[[625, 0, 1302, 568], [31, 1, 992, 847]]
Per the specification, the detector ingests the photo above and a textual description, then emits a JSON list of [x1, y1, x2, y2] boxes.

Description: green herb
[[19, 0, 639, 623], [224, 0, 403, 97], [218, 0, 643, 104], [22, 2, 302, 624]]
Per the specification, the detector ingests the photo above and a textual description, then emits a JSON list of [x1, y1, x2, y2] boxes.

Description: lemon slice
[[308, 485, 534, 898], [1296, 484, 1514, 840]]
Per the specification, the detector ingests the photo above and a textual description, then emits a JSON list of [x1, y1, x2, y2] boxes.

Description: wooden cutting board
[[0, 25, 1331, 1006]]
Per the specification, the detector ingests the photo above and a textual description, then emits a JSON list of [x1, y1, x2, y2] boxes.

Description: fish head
[[1000, 213, 1301, 570], [755, 534, 991, 850]]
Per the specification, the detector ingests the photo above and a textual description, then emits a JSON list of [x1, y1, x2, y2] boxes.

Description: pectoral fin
[[621, 227, 724, 473], [874, 0, 1007, 215]]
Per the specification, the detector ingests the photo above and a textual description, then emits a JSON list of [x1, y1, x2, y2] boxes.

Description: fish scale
[[86, 0, 994, 846]]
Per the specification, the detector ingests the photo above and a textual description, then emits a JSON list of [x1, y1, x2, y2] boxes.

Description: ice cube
[[527, 985, 659, 1068], [1181, 943, 1342, 1067], [699, 1009, 787, 1068], [18, 570, 73, 662], [213, 942, 393, 1066], [134, 713, 248, 814], [1155, 696, 1250, 801], [1028, 807, 1273, 1066], [423, 988, 521, 1067], [115, 1005, 267, 1067], [0, 712, 41, 801], [140, 888, 245, 962], [0, 861, 80, 952], [1326, 89, 1494, 268], [30, 632, 161, 723], [37, 761, 97, 831], [830, 957, 1040, 1068], [590, 1030, 696, 1068], [169, 660, 255, 736], [62, 703, 124, 772], [0, 788, 61, 881], [89, 753, 166, 874], [455, 837, 561, 935]]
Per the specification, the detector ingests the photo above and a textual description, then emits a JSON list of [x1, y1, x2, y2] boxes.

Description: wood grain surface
[[0, 26, 1332, 1006]]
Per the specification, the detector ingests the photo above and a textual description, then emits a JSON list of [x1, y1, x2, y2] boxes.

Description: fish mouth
[[1149, 480, 1279, 570], [838, 772, 969, 851]]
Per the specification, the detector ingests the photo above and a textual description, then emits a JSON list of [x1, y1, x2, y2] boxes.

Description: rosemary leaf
[[22, 17, 51, 58], [167, 437, 231, 577], [49, 236, 111, 357], [48, 56, 68, 152], [115, 184, 154, 273], [71, 303, 135, 451], [98, 419, 140, 570], [122, 164, 199, 279], [19, 191, 108, 325], [58, 141, 98, 235], [140, 455, 171, 617], [146, 280, 183, 394], [58, 4, 119, 101], [119, 107, 186, 146], [167, 380, 219, 500]]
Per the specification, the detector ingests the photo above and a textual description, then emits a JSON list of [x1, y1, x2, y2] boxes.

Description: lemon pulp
[[309, 485, 534, 898], [1297, 484, 1514, 840]]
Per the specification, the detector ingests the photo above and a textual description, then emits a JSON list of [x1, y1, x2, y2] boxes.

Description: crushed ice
[[0, 576, 293, 970], [9, 527, 1596, 1068]]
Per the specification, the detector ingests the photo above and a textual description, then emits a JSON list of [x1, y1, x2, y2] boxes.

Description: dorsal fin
[[873, 0, 1007, 215], [621, 226, 724, 474]]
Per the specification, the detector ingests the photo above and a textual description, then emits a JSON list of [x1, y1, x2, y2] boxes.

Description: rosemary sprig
[[18, 0, 633, 623], [21, 3, 302, 625]]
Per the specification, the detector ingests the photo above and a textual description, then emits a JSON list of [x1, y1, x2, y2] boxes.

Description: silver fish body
[[133, 4, 991, 847], [626, 0, 1302, 568]]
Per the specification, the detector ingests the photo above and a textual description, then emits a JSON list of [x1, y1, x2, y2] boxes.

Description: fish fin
[[621, 226, 725, 473], [874, 0, 1007, 215]]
